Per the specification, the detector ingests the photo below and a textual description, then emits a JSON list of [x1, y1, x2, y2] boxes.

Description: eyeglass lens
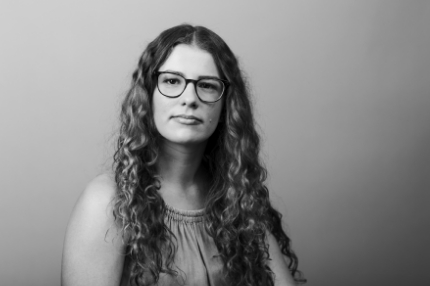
[[157, 73, 224, 102]]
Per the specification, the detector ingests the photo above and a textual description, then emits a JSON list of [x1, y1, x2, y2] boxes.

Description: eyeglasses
[[155, 71, 229, 103]]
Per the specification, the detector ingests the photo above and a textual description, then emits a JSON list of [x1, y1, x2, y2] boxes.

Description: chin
[[162, 133, 209, 146], [157, 124, 218, 146], [177, 136, 208, 145]]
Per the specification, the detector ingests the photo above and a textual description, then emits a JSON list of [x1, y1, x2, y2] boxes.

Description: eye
[[198, 82, 216, 90], [163, 78, 181, 85], [158, 73, 184, 86], [197, 79, 221, 92]]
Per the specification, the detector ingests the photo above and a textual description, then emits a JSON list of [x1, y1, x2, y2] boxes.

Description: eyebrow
[[160, 69, 221, 80]]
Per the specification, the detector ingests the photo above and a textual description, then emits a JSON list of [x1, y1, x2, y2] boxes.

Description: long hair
[[113, 24, 305, 285]]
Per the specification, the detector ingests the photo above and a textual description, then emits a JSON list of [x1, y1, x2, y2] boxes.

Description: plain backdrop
[[1, 1, 429, 285]]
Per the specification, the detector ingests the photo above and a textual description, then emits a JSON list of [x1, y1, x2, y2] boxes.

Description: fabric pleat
[[120, 204, 226, 286]]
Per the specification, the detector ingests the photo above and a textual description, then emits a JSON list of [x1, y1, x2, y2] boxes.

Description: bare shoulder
[[69, 173, 118, 228], [66, 173, 117, 228], [267, 232, 297, 286], [81, 173, 117, 206], [62, 173, 125, 286]]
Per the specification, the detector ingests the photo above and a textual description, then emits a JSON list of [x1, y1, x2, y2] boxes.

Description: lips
[[172, 114, 202, 124], [172, 114, 202, 121]]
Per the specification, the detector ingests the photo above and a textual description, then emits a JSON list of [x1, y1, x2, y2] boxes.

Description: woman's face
[[153, 44, 224, 147]]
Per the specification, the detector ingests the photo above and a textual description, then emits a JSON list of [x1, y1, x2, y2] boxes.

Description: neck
[[156, 140, 209, 209]]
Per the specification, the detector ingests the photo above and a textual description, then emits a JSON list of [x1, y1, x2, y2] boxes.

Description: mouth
[[172, 114, 203, 124]]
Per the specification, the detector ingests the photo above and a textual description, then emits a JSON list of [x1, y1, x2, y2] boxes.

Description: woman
[[62, 24, 305, 286]]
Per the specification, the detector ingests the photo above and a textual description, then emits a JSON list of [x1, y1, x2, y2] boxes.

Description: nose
[[180, 81, 199, 107]]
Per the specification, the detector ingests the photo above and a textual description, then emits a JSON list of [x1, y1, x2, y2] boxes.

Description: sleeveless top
[[120, 204, 227, 285]]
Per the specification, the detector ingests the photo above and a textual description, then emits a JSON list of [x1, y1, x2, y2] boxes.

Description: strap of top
[[165, 204, 206, 223]]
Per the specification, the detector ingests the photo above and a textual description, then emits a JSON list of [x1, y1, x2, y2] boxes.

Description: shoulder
[[83, 173, 117, 203], [266, 232, 297, 285], [81, 173, 116, 207], [71, 173, 118, 225], [68, 173, 119, 240], [62, 173, 125, 286]]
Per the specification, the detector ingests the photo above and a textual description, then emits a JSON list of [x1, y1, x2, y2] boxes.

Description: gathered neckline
[[165, 203, 206, 223]]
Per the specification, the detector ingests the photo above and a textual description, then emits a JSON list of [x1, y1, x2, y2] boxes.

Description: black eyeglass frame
[[154, 71, 230, 103]]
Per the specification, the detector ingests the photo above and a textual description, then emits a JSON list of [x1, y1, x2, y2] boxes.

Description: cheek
[[208, 103, 223, 125], [152, 93, 170, 131]]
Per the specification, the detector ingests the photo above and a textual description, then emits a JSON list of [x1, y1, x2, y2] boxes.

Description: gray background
[[1, 1, 429, 285]]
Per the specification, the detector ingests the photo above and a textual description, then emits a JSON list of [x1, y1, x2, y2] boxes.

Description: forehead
[[159, 44, 219, 78]]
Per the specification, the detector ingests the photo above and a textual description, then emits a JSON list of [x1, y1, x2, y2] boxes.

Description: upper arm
[[61, 174, 126, 286], [267, 232, 297, 286]]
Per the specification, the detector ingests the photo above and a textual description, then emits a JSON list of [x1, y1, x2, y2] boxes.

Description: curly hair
[[113, 24, 305, 285]]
